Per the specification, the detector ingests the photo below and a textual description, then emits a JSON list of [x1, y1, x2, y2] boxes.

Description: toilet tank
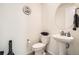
[[40, 32, 50, 44]]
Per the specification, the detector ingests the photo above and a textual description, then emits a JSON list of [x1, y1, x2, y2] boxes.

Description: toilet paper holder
[[27, 39, 31, 43]]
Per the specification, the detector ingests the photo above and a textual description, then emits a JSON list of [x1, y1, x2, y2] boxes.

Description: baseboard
[[26, 51, 34, 55], [27, 50, 55, 55], [46, 50, 55, 55]]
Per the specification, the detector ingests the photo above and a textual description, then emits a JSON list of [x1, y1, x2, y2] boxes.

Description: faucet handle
[[60, 31, 65, 36], [67, 32, 71, 37]]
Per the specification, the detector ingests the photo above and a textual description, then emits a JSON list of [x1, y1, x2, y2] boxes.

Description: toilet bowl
[[32, 32, 49, 55], [32, 43, 46, 55]]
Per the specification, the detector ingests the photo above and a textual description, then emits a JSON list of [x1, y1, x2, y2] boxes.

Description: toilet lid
[[32, 43, 45, 49]]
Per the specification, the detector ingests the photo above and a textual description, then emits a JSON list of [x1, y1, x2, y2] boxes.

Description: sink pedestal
[[53, 34, 74, 55], [58, 41, 66, 55]]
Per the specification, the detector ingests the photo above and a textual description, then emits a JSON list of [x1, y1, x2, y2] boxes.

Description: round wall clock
[[23, 6, 31, 15]]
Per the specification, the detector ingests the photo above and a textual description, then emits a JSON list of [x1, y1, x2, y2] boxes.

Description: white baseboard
[[26, 51, 33, 55], [47, 50, 55, 55]]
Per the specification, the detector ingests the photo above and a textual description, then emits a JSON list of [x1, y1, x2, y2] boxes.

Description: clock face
[[23, 6, 31, 15]]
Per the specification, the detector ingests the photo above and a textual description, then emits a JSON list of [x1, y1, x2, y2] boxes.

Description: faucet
[[60, 31, 71, 37]]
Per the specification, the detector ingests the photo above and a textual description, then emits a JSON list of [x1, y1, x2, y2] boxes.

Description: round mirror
[[55, 4, 76, 31]]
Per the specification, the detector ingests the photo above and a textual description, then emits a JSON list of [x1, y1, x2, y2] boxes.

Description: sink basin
[[53, 34, 74, 55], [53, 34, 74, 43]]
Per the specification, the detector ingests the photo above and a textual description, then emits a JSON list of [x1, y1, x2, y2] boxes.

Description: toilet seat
[[32, 43, 45, 51]]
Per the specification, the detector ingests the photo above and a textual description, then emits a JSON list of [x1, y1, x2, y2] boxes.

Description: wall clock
[[23, 6, 31, 15]]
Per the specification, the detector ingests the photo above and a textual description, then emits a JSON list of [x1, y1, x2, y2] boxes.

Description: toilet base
[[35, 49, 45, 55]]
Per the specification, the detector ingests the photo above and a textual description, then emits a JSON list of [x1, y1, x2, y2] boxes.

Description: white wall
[[42, 3, 60, 54], [42, 3, 79, 55], [67, 4, 79, 55], [1, 3, 79, 55], [0, 3, 42, 55]]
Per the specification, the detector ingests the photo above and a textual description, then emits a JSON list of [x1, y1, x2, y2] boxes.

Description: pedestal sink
[[53, 34, 74, 55]]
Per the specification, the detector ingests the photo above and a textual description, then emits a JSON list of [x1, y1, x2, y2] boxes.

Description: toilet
[[32, 32, 49, 55]]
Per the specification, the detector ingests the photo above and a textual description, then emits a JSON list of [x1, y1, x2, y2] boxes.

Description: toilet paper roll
[[27, 39, 31, 43]]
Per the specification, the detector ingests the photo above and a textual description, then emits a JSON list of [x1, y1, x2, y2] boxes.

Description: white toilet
[[32, 32, 49, 55]]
